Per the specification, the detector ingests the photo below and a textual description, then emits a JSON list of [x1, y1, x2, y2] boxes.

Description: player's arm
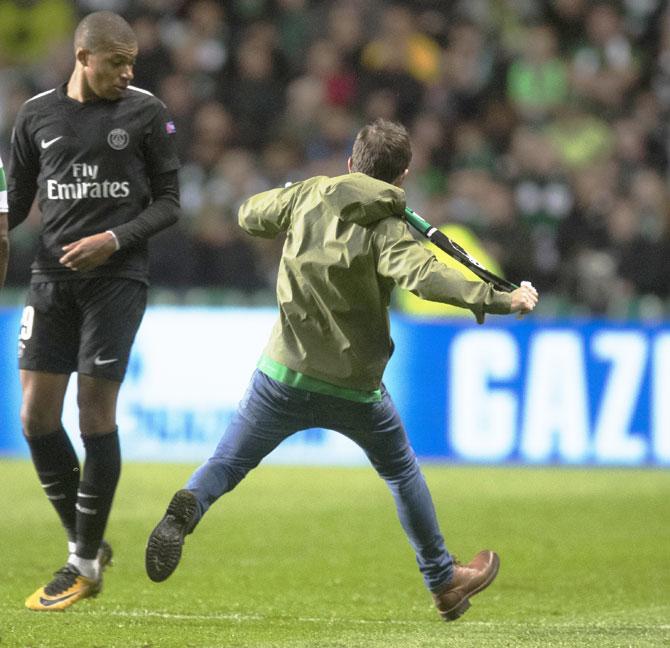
[[0, 155, 8, 289], [59, 170, 180, 272], [375, 220, 525, 323], [7, 108, 39, 232], [238, 183, 299, 238], [5, 110, 40, 287], [0, 211, 8, 290]]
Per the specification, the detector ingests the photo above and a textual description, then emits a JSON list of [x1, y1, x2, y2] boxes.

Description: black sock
[[25, 428, 80, 543], [76, 429, 121, 559]]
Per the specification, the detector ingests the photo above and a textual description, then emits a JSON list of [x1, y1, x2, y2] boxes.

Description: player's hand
[[510, 281, 539, 315], [59, 232, 118, 272]]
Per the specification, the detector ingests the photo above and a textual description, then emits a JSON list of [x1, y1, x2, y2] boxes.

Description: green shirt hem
[[257, 355, 382, 403]]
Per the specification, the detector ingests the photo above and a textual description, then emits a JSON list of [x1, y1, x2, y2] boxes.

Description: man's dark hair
[[74, 11, 136, 52], [350, 119, 412, 184]]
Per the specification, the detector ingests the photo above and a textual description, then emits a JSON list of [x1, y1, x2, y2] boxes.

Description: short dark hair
[[350, 119, 412, 184], [74, 11, 136, 52]]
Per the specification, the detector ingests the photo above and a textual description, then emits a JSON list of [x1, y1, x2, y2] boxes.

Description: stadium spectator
[[570, 2, 640, 110], [506, 24, 569, 122]]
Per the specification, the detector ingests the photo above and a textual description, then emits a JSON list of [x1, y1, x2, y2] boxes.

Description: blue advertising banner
[[0, 308, 22, 455], [0, 307, 668, 466], [388, 317, 670, 465]]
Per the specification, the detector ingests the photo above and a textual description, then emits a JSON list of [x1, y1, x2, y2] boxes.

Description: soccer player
[[146, 119, 538, 621], [6, 11, 180, 611]]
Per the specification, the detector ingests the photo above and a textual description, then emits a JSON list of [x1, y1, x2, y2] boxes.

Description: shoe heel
[[168, 490, 198, 530], [442, 598, 471, 622]]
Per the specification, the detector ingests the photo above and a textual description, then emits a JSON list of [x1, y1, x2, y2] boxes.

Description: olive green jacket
[[238, 173, 512, 393]]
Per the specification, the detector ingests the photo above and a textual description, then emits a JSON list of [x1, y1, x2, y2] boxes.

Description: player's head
[[73, 11, 138, 101], [348, 119, 412, 186]]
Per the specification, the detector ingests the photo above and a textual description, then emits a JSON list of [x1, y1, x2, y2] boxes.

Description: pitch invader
[[6, 11, 180, 611]]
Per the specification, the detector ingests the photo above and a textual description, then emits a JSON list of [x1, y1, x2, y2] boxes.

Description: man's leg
[[146, 370, 309, 582], [330, 391, 454, 593], [23, 373, 119, 611], [68, 277, 145, 572], [72, 375, 122, 570], [20, 370, 77, 545], [23, 278, 141, 611], [330, 388, 499, 621]]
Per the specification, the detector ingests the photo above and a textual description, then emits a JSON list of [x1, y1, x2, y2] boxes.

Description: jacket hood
[[322, 173, 406, 226]]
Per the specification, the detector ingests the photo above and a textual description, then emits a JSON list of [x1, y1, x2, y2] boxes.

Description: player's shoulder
[[19, 88, 59, 116], [124, 85, 168, 111]]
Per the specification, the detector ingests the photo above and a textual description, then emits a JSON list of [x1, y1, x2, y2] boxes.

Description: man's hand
[[59, 232, 118, 272], [510, 281, 539, 315]]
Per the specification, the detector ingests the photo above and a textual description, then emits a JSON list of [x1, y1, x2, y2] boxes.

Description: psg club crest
[[107, 128, 129, 150]]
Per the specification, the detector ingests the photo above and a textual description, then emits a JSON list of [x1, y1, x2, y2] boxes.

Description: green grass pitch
[[0, 460, 668, 647]]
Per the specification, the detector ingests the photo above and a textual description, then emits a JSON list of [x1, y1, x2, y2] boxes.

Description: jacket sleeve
[[375, 219, 512, 323], [238, 182, 302, 238]]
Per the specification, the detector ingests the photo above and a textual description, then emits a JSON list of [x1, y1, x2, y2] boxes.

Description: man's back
[[239, 172, 511, 393]]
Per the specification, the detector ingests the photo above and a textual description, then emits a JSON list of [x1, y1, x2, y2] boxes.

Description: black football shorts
[[18, 277, 147, 382]]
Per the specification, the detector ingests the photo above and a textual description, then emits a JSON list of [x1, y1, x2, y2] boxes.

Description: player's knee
[[78, 407, 116, 435], [21, 405, 60, 437]]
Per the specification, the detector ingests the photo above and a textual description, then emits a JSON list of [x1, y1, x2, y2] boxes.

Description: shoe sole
[[145, 490, 198, 583], [440, 552, 500, 622]]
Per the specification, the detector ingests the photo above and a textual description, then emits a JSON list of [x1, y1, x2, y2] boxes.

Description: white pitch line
[[104, 609, 429, 626], [101, 609, 670, 631]]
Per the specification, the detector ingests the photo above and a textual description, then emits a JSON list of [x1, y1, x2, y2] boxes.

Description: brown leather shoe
[[431, 550, 500, 621]]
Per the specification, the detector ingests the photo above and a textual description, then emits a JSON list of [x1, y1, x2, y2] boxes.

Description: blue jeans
[[186, 370, 453, 591]]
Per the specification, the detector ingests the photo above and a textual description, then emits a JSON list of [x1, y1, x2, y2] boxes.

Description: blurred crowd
[[1, 0, 670, 316]]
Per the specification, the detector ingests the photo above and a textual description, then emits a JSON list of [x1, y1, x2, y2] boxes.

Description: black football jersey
[[8, 83, 180, 283]]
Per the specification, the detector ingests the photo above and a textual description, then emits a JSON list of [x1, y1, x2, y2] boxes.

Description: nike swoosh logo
[[40, 136, 63, 149], [39, 591, 78, 607], [94, 357, 118, 366]]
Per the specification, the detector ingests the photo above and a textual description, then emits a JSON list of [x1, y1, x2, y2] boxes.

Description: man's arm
[[7, 109, 39, 231], [59, 170, 180, 272], [238, 182, 301, 238], [376, 220, 537, 323]]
